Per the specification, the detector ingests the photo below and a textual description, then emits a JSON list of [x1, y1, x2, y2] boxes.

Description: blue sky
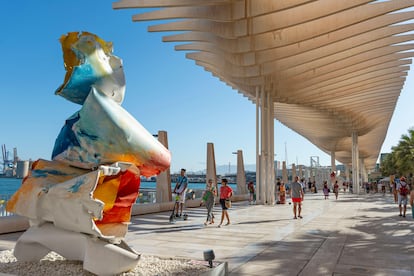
[[1, 1, 413, 173]]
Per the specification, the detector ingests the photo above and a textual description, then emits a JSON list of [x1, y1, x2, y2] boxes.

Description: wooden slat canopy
[[113, 0, 414, 169]]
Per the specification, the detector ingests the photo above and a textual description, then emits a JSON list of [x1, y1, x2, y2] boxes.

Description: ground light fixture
[[203, 249, 215, 268]]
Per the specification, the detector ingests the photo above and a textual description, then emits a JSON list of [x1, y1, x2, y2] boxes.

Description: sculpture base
[[13, 222, 140, 275]]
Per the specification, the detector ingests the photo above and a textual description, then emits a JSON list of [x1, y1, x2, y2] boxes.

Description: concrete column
[[255, 87, 261, 203], [266, 91, 275, 205], [345, 165, 350, 182], [268, 93, 276, 205], [260, 87, 267, 204], [255, 87, 275, 205], [206, 143, 218, 197], [330, 151, 336, 173], [156, 130, 171, 203], [291, 163, 297, 180], [236, 150, 247, 194], [360, 159, 366, 184], [298, 165, 303, 179], [282, 161, 288, 184], [352, 131, 360, 194]]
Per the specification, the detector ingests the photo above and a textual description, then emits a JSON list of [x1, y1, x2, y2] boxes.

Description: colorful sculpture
[[7, 31, 171, 275]]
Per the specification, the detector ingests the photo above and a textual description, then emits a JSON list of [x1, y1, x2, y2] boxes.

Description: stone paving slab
[[1, 191, 414, 275]]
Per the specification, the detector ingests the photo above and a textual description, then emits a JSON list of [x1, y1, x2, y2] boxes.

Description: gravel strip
[[0, 250, 211, 275]]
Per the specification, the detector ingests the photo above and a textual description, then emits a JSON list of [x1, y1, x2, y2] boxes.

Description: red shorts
[[292, 197, 302, 203]]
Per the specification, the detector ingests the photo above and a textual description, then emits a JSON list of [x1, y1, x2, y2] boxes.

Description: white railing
[[0, 194, 12, 217]]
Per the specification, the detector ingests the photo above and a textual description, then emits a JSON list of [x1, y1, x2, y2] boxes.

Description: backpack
[[400, 184, 409, 196]]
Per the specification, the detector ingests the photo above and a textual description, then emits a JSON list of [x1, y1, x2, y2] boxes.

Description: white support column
[[266, 91, 275, 205], [360, 159, 366, 185], [364, 164, 369, 182], [255, 87, 261, 203], [292, 163, 297, 180], [269, 95, 275, 205], [260, 87, 267, 204], [330, 151, 336, 185], [156, 130, 171, 203], [345, 165, 350, 182], [352, 132, 360, 194], [255, 87, 275, 205], [330, 151, 336, 173]]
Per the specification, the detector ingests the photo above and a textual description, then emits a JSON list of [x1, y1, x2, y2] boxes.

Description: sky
[[1, 1, 414, 174]]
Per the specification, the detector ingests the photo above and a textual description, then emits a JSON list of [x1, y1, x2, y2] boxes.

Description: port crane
[[1, 144, 17, 176]]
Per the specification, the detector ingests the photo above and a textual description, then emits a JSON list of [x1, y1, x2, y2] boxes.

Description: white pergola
[[113, 0, 414, 201]]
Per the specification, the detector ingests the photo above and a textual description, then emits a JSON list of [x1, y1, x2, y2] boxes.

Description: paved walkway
[[1, 191, 414, 275]]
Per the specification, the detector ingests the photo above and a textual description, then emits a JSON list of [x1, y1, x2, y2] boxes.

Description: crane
[[1, 144, 15, 176]]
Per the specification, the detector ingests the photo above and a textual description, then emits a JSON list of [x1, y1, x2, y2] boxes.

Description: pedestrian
[[322, 181, 329, 199], [392, 181, 398, 203], [201, 179, 216, 225], [279, 181, 286, 204], [172, 168, 188, 218], [301, 178, 306, 194], [247, 181, 255, 205], [397, 177, 410, 218], [276, 178, 281, 203], [410, 186, 414, 219], [290, 176, 304, 219], [381, 181, 386, 195], [333, 180, 339, 200], [218, 178, 233, 227]]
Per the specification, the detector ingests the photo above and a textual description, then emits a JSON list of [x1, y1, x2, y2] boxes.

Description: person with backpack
[[397, 176, 410, 218]]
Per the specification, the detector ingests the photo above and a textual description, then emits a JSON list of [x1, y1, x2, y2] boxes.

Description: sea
[[0, 177, 237, 217], [0, 178, 237, 199]]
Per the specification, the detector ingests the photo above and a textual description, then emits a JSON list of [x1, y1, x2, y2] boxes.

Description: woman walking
[[323, 181, 329, 199], [218, 178, 233, 228], [201, 179, 217, 225], [333, 180, 339, 200]]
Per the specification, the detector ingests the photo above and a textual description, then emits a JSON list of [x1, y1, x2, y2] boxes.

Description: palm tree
[[380, 151, 397, 176], [393, 128, 414, 176], [382, 128, 414, 177]]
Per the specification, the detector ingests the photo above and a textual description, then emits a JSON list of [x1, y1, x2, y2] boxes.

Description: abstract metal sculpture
[[7, 31, 171, 275]]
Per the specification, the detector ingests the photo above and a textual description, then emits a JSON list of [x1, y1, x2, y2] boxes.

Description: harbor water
[[0, 178, 237, 216]]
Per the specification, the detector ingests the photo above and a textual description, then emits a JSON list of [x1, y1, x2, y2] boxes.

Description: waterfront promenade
[[1, 191, 413, 275]]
